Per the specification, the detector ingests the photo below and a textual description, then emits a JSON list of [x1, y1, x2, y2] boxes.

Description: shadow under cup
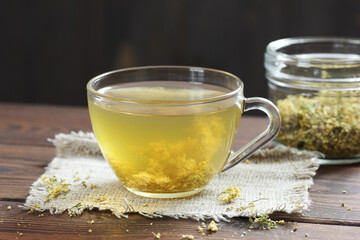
[[87, 66, 280, 198]]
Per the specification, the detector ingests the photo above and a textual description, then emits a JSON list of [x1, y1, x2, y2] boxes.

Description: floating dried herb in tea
[[276, 91, 360, 158]]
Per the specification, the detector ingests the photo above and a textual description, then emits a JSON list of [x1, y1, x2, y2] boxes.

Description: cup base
[[125, 187, 204, 199]]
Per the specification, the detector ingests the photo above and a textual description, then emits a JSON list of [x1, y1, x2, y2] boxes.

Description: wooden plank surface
[[1, 202, 360, 240], [0, 103, 92, 147], [1, 103, 360, 239]]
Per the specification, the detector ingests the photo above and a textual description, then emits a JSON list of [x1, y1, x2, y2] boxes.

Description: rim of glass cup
[[266, 36, 360, 65], [87, 65, 244, 106]]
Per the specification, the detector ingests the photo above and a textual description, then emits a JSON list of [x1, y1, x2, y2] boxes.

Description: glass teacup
[[87, 66, 280, 198]]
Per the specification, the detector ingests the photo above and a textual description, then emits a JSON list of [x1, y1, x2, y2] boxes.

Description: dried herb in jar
[[276, 91, 360, 158]]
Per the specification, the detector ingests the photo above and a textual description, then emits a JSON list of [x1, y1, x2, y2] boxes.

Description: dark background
[[2, 0, 360, 106]]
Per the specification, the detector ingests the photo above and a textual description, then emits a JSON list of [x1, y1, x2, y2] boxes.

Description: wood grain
[[272, 164, 360, 226], [1, 103, 360, 239], [1, 202, 360, 240], [0, 202, 360, 239], [0, 103, 92, 147]]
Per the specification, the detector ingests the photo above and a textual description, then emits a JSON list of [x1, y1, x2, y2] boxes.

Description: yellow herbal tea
[[88, 82, 242, 194]]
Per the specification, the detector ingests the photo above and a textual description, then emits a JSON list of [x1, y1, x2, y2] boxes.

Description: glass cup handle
[[221, 97, 281, 172]]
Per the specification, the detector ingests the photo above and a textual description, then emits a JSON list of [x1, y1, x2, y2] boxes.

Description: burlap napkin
[[23, 132, 319, 221]]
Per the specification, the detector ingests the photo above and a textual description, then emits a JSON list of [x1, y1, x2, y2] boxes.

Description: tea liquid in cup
[[87, 66, 280, 198]]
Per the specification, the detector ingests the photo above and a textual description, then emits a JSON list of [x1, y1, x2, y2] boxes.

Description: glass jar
[[265, 37, 360, 164]]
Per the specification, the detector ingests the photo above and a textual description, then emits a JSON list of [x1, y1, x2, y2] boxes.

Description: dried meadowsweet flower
[[94, 197, 107, 203], [278, 220, 285, 225], [181, 235, 194, 239], [71, 202, 82, 209], [237, 202, 256, 212], [249, 214, 278, 230], [276, 91, 360, 157], [41, 175, 70, 202], [208, 220, 219, 232], [218, 186, 241, 203], [27, 209, 35, 214], [152, 232, 161, 239]]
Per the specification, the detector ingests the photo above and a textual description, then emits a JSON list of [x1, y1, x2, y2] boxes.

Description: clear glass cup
[[87, 66, 280, 198], [265, 37, 360, 164]]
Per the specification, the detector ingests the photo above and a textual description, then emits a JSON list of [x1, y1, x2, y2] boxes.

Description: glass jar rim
[[265, 37, 360, 90], [87, 65, 244, 106], [266, 36, 360, 65]]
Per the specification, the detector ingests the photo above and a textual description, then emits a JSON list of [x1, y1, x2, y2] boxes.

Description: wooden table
[[0, 103, 359, 239]]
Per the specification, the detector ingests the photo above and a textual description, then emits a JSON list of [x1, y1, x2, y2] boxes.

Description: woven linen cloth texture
[[23, 132, 319, 221]]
